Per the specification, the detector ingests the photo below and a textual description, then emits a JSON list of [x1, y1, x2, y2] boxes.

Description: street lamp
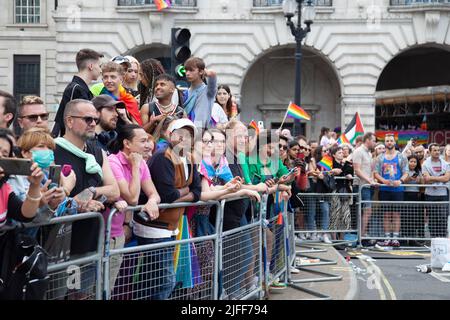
[[283, 0, 315, 136]]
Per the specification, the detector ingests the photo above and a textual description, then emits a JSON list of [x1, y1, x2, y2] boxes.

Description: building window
[[118, 0, 196, 6], [253, 0, 332, 6], [14, 55, 41, 103], [15, 0, 41, 24]]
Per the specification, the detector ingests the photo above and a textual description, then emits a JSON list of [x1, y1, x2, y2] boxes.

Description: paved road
[[339, 248, 450, 300]]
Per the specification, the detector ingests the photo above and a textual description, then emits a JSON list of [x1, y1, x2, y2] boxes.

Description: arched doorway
[[240, 46, 342, 139], [125, 44, 171, 71], [375, 45, 450, 146]]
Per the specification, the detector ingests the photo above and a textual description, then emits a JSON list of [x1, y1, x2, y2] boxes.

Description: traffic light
[[171, 28, 191, 81]]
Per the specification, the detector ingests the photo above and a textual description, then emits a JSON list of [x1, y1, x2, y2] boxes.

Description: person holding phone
[[402, 154, 424, 244], [107, 124, 161, 293], [0, 130, 44, 229], [9, 128, 74, 215]]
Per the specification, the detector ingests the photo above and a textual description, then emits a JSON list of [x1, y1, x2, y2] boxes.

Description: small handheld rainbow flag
[[154, 0, 171, 11], [249, 120, 260, 135], [286, 102, 311, 121], [337, 133, 350, 145], [318, 155, 333, 171]]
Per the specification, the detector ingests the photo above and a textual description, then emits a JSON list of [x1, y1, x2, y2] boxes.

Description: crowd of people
[[0, 48, 449, 300]]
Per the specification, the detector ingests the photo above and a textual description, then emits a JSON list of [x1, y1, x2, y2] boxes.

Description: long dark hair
[[138, 59, 165, 108], [313, 145, 324, 164], [0, 130, 15, 186], [319, 127, 330, 144], [215, 85, 233, 118], [407, 154, 422, 174], [109, 124, 142, 154]]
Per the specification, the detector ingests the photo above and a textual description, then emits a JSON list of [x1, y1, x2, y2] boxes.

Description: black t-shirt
[[54, 140, 104, 255], [221, 158, 250, 231]]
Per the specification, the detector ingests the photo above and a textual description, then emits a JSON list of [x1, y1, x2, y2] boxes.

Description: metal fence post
[[103, 208, 117, 300], [213, 201, 223, 300]]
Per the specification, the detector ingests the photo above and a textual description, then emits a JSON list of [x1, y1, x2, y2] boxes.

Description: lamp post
[[283, 0, 315, 136]]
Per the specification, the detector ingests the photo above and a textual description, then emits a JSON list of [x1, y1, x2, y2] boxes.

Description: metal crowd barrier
[[219, 196, 264, 300], [104, 201, 221, 300], [3, 212, 106, 300], [358, 184, 450, 245]]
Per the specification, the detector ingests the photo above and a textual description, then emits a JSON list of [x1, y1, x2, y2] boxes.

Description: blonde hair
[[101, 61, 124, 76], [17, 127, 55, 152], [19, 96, 44, 116]]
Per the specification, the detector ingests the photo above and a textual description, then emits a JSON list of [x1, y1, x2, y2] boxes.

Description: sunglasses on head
[[69, 115, 100, 125], [20, 113, 49, 122]]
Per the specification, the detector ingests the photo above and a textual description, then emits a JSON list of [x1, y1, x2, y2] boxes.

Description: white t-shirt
[[320, 135, 331, 147], [423, 158, 450, 196], [211, 103, 229, 125]]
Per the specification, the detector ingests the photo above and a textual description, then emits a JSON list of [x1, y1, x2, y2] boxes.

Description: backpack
[[0, 228, 49, 300]]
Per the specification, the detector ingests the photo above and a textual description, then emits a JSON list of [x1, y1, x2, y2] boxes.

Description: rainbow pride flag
[[375, 130, 428, 147], [286, 102, 311, 121], [249, 120, 260, 135], [318, 155, 333, 171], [154, 0, 171, 11], [337, 133, 350, 145]]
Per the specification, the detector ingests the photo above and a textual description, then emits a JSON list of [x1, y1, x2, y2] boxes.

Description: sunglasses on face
[[69, 115, 100, 125], [202, 139, 213, 145], [279, 144, 288, 150], [20, 113, 49, 122]]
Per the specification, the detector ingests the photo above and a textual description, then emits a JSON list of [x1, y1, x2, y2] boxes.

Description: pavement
[[267, 241, 450, 300], [268, 241, 358, 300]]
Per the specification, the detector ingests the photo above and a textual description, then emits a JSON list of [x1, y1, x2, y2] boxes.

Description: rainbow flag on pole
[[318, 155, 333, 171], [337, 133, 350, 145], [286, 102, 311, 121], [249, 120, 260, 135], [154, 0, 171, 11]]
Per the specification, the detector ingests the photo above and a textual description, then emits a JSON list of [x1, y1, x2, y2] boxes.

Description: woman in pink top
[[107, 124, 161, 293]]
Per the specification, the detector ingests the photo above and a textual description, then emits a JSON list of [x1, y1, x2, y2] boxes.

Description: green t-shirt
[[247, 155, 289, 185]]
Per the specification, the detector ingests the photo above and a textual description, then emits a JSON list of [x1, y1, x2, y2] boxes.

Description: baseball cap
[[92, 94, 126, 110], [110, 55, 131, 69], [168, 118, 197, 136]]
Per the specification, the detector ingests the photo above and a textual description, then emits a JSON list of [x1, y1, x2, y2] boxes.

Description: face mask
[[32, 149, 54, 169]]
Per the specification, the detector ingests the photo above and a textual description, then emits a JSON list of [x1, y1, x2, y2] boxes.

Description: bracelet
[[26, 193, 42, 202]]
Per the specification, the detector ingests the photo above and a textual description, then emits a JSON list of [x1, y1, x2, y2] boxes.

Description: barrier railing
[[104, 201, 221, 300], [358, 184, 450, 245], [294, 192, 359, 243], [220, 196, 263, 300], [5, 212, 106, 300]]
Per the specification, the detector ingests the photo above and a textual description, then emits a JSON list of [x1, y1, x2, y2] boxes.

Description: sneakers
[[391, 239, 400, 247], [309, 233, 319, 241], [377, 239, 392, 247], [290, 266, 300, 274], [269, 279, 287, 291], [323, 233, 332, 244]]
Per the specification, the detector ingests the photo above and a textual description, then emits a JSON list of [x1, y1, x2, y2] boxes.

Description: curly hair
[[138, 58, 165, 108]]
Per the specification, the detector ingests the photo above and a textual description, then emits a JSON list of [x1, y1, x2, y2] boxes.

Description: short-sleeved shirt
[[422, 158, 450, 196], [108, 151, 151, 238], [352, 145, 373, 186]]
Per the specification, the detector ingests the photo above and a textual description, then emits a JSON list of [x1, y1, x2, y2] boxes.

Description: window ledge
[[251, 6, 334, 14], [6, 23, 48, 29], [388, 4, 450, 13], [116, 6, 198, 13]]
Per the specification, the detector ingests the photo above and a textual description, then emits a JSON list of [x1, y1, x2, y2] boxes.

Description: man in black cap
[[91, 94, 127, 154]]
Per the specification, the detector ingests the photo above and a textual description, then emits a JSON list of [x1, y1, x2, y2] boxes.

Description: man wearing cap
[[91, 94, 127, 153], [133, 117, 201, 300]]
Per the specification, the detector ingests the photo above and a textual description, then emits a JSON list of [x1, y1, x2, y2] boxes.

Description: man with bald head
[[54, 99, 119, 297], [413, 145, 425, 166]]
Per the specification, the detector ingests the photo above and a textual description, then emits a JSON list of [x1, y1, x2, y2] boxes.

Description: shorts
[[379, 191, 403, 214], [354, 185, 373, 209]]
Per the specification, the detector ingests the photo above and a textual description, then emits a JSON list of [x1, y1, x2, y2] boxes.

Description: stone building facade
[[1, 0, 450, 137]]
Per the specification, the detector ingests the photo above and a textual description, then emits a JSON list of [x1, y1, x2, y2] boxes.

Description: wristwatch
[[88, 186, 97, 199], [123, 221, 134, 228]]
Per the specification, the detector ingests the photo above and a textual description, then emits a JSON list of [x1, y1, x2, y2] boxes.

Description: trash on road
[[416, 264, 432, 273]]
